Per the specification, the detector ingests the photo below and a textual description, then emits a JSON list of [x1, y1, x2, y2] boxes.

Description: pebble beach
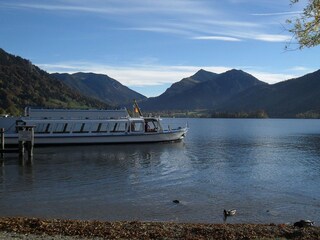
[[0, 217, 319, 239]]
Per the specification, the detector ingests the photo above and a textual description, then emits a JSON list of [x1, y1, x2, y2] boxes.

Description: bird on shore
[[294, 220, 314, 228]]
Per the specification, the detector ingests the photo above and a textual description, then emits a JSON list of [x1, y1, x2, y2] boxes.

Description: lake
[[0, 118, 320, 225]]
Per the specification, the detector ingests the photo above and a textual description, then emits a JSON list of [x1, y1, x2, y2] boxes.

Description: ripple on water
[[1, 119, 320, 224]]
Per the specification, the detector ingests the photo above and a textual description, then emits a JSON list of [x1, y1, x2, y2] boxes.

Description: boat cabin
[[18, 117, 162, 135]]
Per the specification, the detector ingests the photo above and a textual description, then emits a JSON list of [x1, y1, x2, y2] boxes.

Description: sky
[[1, 0, 320, 97]]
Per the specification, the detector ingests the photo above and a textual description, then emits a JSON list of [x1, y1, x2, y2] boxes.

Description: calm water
[[1, 118, 320, 225]]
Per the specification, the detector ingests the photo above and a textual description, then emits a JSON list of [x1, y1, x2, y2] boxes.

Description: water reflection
[[0, 119, 320, 224]]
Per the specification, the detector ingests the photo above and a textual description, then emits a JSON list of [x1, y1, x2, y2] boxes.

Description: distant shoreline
[[0, 217, 319, 239], [146, 111, 320, 119]]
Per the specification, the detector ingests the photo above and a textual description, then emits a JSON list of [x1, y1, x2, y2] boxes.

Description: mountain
[[0, 49, 108, 115], [51, 72, 146, 106], [161, 69, 218, 97], [2, 47, 319, 118], [219, 69, 320, 117], [139, 69, 267, 111]]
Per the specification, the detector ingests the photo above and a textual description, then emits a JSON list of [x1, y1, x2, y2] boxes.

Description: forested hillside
[[219, 69, 320, 117], [51, 72, 146, 106], [0, 49, 108, 115]]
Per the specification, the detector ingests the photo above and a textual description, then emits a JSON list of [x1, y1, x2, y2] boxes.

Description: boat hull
[[3, 128, 187, 146]]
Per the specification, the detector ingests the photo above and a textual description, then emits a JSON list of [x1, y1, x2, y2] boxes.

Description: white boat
[[0, 107, 188, 146]]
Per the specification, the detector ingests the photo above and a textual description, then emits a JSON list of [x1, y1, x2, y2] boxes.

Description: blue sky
[[1, 0, 319, 97]]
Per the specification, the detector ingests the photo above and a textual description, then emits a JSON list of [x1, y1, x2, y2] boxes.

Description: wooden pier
[[0, 126, 34, 164]]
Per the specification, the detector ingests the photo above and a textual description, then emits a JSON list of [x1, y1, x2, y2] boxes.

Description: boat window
[[73, 123, 91, 133], [91, 123, 100, 132], [45, 123, 51, 133], [72, 123, 83, 132], [110, 122, 127, 132], [109, 122, 116, 132], [35, 123, 47, 133], [53, 123, 65, 133], [145, 120, 159, 132], [64, 123, 72, 133], [72, 123, 90, 133], [99, 123, 109, 132], [34, 123, 53, 133], [130, 122, 144, 132], [82, 123, 91, 132]]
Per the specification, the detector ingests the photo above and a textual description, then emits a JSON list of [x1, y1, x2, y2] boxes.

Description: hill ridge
[[0, 48, 108, 115], [139, 68, 267, 111], [1, 48, 320, 118], [51, 72, 146, 106]]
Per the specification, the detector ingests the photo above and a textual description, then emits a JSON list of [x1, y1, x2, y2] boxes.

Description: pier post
[[18, 140, 25, 164], [0, 128, 4, 159], [27, 127, 34, 164], [17, 125, 34, 165], [0, 128, 4, 150]]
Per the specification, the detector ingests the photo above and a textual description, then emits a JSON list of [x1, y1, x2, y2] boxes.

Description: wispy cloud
[[192, 31, 291, 43], [38, 61, 300, 86], [38, 62, 231, 87], [249, 71, 296, 84], [3, 0, 211, 15], [286, 66, 314, 73], [253, 34, 291, 42], [124, 27, 191, 36], [192, 36, 242, 41], [3, 3, 120, 13], [251, 11, 302, 16], [193, 19, 260, 28], [2, 0, 293, 43]]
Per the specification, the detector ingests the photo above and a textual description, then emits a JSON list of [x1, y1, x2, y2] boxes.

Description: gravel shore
[[0, 217, 319, 239]]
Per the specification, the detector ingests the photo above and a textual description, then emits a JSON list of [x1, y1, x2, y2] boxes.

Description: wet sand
[[0, 217, 319, 239]]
